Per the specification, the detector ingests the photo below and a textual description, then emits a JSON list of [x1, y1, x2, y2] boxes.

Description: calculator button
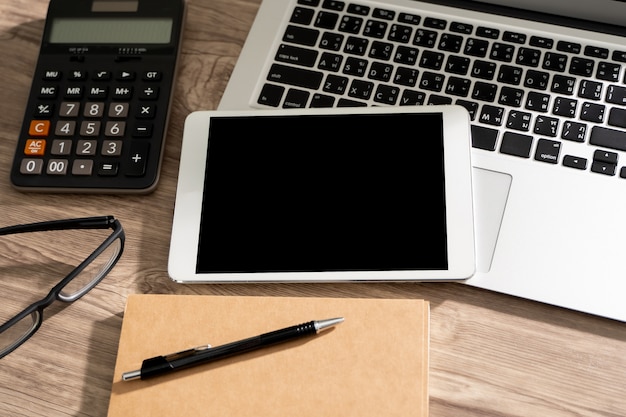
[[60, 102, 80, 117], [43, 70, 61, 80], [132, 122, 153, 137], [39, 85, 58, 99], [35, 102, 54, 117], [68, 70, 87, 81], [29, 120, 50, 136], [64, 85, 84, 99], [51, 139, 72, 155], [113, 86, 133, 100], [93, 71, 112, 81], [139, 86, 159, 99], [143, 71, 162, 81], [83, 102, 105, 118], [55, 120, 76, 136], [136, 104, 156, 119], [101, 140, 123, 156], [98, 162, 119, 176], [20, 158, 44, 174], [88, 86, 108, 99], [105, 121, 126, 137], [72, 159, 93, 175], [46, 159, 69, 175], [126, 141, 149, 176], [109, 103, 130, 118], [117, 71, 136, 81], [76, 139, 97, 155], [24, 139, 46, 156]]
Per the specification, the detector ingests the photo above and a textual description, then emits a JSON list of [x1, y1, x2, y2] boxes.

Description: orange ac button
[[24, 139, 46, 156], [28, 120, 50, 137]]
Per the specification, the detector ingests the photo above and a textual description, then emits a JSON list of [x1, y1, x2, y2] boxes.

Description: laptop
[[217, 0, 626, 321]]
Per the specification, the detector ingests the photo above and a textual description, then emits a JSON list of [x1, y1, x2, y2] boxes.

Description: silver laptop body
[[218, 0, 626, 321]]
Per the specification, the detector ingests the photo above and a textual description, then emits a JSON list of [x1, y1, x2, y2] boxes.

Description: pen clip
[[164, 344, 211, 361]]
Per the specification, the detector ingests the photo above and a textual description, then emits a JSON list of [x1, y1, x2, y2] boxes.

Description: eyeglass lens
[[59, 237, 123, 302], [0, 311, 40, 357]]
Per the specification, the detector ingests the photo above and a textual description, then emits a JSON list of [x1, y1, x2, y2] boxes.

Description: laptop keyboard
[[255, 0, 626, 178]]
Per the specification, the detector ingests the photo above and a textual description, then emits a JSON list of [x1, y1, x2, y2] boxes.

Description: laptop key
[[258, 84, 285, 107], [557, 41, 581, 54], [500, 132, 533, 158], [580, 102, 605, 123], [594, 149, 619, 165], [290, 7, 315, 25], [502, 31, 526, 44], [476, 26, 499, 39], [590, 126, 626, 151], [490, 42, 515, 62], [472, 81, 498, 102], [578, 80, 603, 100], [471, 60, 496, 80], [569, 57, 594, 76], [283, 25, 320, 46], [608, 108, 626, 128], [516, 47, 541, 67], [471, 125, 498, 150], [606, 85, 626, 105], [267, 64, 324, 89], [596, 62, 621, 82], [315, 11, 340, 29], [276, 44, 318, 67], [562, 155, 587, 169], [562, 121, 587, 142], [529, 36, 554, 49], [413, 29, 438, 47], [464, 38, 489, 57], [479, 105, 505, 126], [584, 45, 609, 59], [310, 93, 336, 107], [534, 138, 561, 164], [591, 160, 617, 176], [542, 52, 568, 72]]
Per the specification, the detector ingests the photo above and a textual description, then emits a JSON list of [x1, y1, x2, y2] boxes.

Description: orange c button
[[28, 120, 50, 137]]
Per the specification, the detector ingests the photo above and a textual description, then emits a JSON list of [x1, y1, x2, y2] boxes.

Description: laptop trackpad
[[472, 167, 512, 272]]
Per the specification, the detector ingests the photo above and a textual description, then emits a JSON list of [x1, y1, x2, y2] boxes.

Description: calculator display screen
[[48, 18, 173, 44]]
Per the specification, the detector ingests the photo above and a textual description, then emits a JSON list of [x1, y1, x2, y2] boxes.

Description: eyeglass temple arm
[[0, 216, 117, 236]]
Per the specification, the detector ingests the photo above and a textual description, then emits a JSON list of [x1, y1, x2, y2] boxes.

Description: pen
[[122, 317, 344, 381]]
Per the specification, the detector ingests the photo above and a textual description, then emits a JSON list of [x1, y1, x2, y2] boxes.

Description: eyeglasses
[[0, 216, 124, 359]]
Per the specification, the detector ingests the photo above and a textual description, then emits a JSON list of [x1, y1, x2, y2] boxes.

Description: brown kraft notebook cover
[[107, 294, 429, 416]]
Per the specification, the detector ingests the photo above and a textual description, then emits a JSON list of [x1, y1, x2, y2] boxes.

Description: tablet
[[169, 106, 475, 283]]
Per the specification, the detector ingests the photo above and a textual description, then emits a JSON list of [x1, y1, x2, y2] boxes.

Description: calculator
[[10, 0, 186, 193]]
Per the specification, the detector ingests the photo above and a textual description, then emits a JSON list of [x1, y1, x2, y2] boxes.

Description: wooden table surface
[[1, 1, 625, 416]]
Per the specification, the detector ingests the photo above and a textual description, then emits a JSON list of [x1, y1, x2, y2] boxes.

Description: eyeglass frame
[[0, 215, 125, 359]]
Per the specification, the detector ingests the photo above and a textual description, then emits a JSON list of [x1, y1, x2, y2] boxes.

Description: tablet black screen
[[196, 112, 448, 274]]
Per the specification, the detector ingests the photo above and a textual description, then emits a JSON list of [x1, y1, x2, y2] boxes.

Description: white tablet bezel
[[169, 106, 475, 283]]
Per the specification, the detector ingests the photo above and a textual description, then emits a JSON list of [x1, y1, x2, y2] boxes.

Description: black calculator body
[[11, 0, 186, 193]]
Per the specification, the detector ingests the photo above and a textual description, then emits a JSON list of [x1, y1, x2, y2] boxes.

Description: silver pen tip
[[314, 317, 344, 332], [122, 369, 142, 381]]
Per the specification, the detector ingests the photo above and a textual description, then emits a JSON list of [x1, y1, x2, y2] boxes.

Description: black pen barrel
[[168, 321, 317, 372]]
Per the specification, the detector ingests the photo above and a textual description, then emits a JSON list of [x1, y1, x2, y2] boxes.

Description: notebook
[[217, 0, 626, 321], [107, 295, 430, 416]]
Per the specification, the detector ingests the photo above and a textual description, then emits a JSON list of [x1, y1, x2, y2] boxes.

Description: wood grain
[[0, 1, 625, 416]]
